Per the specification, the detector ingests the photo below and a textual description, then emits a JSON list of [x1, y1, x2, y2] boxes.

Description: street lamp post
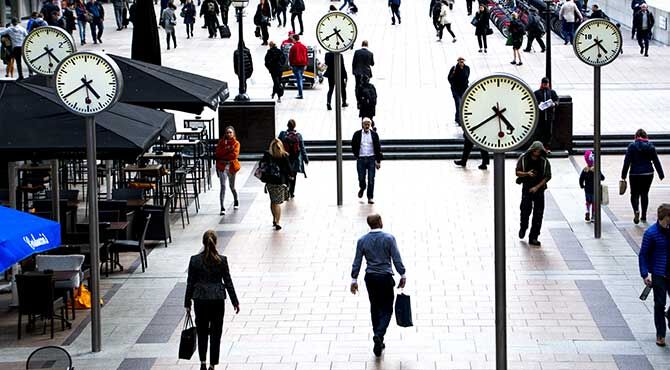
[[544, 0, 553, 82], [233, 0, 250, 101]]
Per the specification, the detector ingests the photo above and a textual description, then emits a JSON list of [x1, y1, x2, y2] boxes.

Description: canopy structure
[[0, 206, 61, 273], [0, 82, 176, 161]]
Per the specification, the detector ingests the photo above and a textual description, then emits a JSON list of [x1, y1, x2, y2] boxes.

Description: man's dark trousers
[[520, 189, 545, 240], [637, 29, 651, 54], [364, 273, 395, 338], [652, 275, 670, 338], [461, 137, 489, 165], [451, 88, 463, 124], [357, 156, 376, 200]]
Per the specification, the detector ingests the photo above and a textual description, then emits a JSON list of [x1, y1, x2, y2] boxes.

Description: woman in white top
[[438, 0, 456, 42]]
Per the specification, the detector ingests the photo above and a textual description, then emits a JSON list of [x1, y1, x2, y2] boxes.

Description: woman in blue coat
[[182, 0, 197, 38]]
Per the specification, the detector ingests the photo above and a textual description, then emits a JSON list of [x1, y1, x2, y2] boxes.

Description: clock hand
[[469, 107, 507, 131], [580, 40, 599, 54], [61, 83, 87, 99], [322, 30, 338, 41], [334, 29, 345, 43], [594, 39, 608, 55], [82, 79, 101, 99], [45, 48, 61, 64], [493, 105, 516, 134], [29, 49, 50, 64]]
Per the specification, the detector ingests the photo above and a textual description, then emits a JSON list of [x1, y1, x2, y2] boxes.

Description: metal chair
[[16, 273, 69, 340], [26, 345, 74, 370], [109, 214, 152, 272]]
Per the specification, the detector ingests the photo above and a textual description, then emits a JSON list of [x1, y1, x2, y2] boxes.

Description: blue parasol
[[0, 206, 61, 273]]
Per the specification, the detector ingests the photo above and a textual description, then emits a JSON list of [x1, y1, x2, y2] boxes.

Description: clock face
[[316, 11, 357, 53], [22, 26, 76, 75], [54, 52, 123, 116], [460, 74, 538, 152], [574, 19, 622, 66]]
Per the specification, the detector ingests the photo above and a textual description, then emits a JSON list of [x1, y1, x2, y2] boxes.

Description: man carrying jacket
[[516, 141, 552, 247], [351, 118, 383, 204], [639, 204, 670, 347], [288, 34, 307, 99]]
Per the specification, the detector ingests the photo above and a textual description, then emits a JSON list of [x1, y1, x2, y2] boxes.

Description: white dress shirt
[[360, 130, 374, 157]]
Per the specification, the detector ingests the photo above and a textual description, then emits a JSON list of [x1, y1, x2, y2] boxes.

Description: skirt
[[266, 184, 289, 204]]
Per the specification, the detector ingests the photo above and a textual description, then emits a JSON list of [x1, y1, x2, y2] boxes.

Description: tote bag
[[394, 293, 413, 327], [178, 312, 197, 360]]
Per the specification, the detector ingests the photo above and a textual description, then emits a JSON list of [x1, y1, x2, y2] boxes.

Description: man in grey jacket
[[351, 214, 406, 357], [112, 0, 128, 30]]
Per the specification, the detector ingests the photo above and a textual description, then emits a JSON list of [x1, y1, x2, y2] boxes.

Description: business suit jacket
[[184, 253, 239, 308], [324, 52, 347, 80], [352, 47, 374, 77], [351, 129, 383, 161]]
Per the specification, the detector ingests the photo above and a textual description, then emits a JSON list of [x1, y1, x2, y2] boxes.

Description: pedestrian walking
[[289, 0, 304, 35], [216, 0, 231, 26], [437, 0, 456, 42], [86, 0, 104, 44], [621, 129, 664, 224], [339, 0, 352, 12], [278, 119, 309, 198], [352, 40, 374, 103], [356, 76, 377, 126], [633, 3, 654, 56], [288, 34, 307, 99], [276, 0, 288, 26], [589, 4, 609, 20], [0, 18, 27, 80], [265, 41, 286, 102], [215, 126, 240, 215], [638, 204, 670, 347], [233, 42, 253, 91], [389, 0, 401, 25], [465, 0, 474, 15], [473, 3, 490, 53], [253, 0, 271, 45], [533, 77, 558, 150], [324, 51, 349, 110], [261, 139, 292, 230], [112, 0, 129, 30], [61, 1, 77, 37], [184, 230, 240, 370], [40, 0, 60, 26], [508, 12, 525, 65], [350, 213, 406, 357], [74, 0, 88, 45], [182, 0, 197, 38], [559, 0, 582, 45], [516, 141, 552, 247], [351, 118, 383, 204], [631, 0, 645, 39], [448, 56, 468, 126], [1, 33, 14, 78], [161, 1, 178, 49], [200, 0, 220, 38], [523, 8, 546, 52], [579, 150, 605, 222]]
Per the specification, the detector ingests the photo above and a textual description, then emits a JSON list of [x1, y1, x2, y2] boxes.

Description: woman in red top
[[215, 126, 241, 215]]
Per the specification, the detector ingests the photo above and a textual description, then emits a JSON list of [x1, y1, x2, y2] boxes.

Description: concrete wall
[[598, 0, 670, 45]]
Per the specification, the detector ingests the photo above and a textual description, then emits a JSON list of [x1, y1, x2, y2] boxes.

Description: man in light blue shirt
[[350, 213, 406, 357], [0, 19, 28, 80]]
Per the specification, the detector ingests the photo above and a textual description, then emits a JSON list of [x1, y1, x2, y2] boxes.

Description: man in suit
[[351, 118, 382, 204], [324, 51, 349, 110], [533, 77, 559, 150], [351, 213, 406, 357], [633, 3, 654, 56], [352, 40, 374, 104]]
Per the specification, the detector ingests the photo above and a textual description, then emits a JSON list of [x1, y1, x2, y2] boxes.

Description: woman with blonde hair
[[184, 230, 240, 370], [261, 138, 292, 230]]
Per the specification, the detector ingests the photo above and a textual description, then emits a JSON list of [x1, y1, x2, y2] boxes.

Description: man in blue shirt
[[351, 214, 406, 357], [639, 204, 670, 347]]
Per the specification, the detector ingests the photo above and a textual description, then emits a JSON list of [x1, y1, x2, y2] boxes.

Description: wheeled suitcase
[[219, 25, 231, 38]]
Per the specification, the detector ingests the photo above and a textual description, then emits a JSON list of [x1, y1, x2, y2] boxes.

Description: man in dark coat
[[631, 0, 646, 39], [523, 9, 546, 52], [264, 41, 286, 102], [533, 77, 559, 150], [131, 0, 161, 65], [324, 51, 348, 110], [633, 3, 654, 56], [589, 4, 609, 20], [234, 42, 253, 92], [356, 76, 377, 126], [200, 0, 220, 38], [516, 141, 552, 247], [352, 40, 374, 104], [447, 56, 469, 125], [351, 118, 383, 204]]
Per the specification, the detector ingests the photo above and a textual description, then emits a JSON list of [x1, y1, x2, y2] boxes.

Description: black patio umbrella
[[131, 0, 162, 66], [25, 55, 229, 115], [0, 82, 176, 161]]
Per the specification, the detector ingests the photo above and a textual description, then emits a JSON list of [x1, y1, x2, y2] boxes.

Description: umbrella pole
[[86, 116, 102, 352], [106, 160, 112, 200], [51, 160, 60, 222]]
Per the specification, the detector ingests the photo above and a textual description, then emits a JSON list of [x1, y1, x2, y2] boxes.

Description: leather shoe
[[518, 228, 526, 239], [478, 164, 487, 170], [358, 189, 364, 198], [373, 336, 383, 356], [327, 103, 332, 110], [529, 239, 541, 246], [454, 160, 466, 167]]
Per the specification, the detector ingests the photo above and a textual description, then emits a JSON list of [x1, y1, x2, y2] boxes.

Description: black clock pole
[[334, 52, 343, 206], [593, 66, 602, 238], [493, 152, 507, 370], [86, 115, 102, 352]]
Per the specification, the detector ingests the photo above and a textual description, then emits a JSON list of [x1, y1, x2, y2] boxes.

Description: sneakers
[[454, 160, 466, 167], [373, 336, 384, 357], [585, 212, 590, 222], [234, 199, 239, 209], [518, 228, 526, 239], [529, 239, 541, 246], [220, 208, 226, 215], [358, 188, 364, 198], [634, 211, 640, 224], [296, 95, 303, 99]]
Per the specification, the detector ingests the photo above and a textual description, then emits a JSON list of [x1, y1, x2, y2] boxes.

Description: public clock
[[54, 51, 123, 116], [316, 11, 357, 53], [22, 26, 76, 75], [460, 74, 538, 153], [573, 18, 622, 66]]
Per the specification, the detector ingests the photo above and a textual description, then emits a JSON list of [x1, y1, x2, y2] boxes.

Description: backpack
[[255, 157, 282, 183], [283, 131, 301, 157], [359, 84, 377, 106]]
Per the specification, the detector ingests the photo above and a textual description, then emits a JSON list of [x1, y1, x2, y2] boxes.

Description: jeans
[[356, 156, 376, 200], [186, 23, 194, 36], [451, 88, 462, 123], [291, 66, 305, 96], [562, 21, 575, 44], [114, 6, 124, 29], [291, 12, 303, 34], [271, 72, 283, 98], [477, 34, 488, 49], [461, 137, 489, 165], [390, 4, 400, 23], [166, 30, 176, 48], [11, 47, 23, 79], [629, 174, 654, 217], [327, 77, 347, 105], [276, 8, 286, 26], [90, 17, 104, 42], [652, 275, 670, 338], [364, 273, 395, 338], [288, 171, 297, 196], [339, 0, 351, 10], [520, 188, 545, 240], [194, 300, 225, 365], [217, 168, 238, 209], [77, 19, 87, 43]]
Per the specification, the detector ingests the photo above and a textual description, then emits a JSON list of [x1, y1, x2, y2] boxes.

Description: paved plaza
[[3, 0, 670, 369]]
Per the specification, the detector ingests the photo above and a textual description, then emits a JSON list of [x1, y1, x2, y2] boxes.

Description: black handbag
[[394, 292, 413, 327], [178, 312, 197, 360]]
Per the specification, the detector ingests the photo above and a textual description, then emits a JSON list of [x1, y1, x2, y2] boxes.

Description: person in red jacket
[[215, 126, 241, 215], [288, 34, 308, 99]]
